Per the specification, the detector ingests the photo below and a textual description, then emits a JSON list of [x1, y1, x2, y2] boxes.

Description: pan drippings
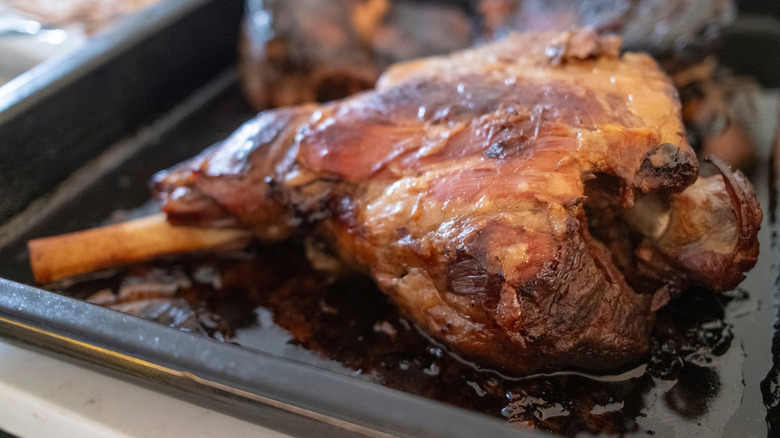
[[54, 242, 750, 436]]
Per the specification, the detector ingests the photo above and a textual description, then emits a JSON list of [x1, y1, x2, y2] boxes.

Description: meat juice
[[52, 241, 751, 436]]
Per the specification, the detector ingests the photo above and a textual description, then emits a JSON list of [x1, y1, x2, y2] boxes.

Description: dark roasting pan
[[0, 1, 778, 436]]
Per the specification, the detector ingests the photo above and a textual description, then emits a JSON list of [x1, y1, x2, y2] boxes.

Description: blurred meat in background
[[239, 0, 473, 109], [477, 0, 735, 71]]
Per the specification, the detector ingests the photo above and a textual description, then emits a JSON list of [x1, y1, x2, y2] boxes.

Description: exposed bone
[[28, 213, 252, 284]]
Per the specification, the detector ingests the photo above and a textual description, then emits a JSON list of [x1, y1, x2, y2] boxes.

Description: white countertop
[[0, 338, 291, 438]]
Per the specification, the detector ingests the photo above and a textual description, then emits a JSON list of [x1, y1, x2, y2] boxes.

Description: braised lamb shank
[[153, 30, 760, 374]]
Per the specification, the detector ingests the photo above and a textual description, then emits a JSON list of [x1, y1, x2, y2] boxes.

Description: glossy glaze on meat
[[153, 30, 761, 374]]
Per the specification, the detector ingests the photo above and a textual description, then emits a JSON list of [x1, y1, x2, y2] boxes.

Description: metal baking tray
[[0, 1, 777, 436]]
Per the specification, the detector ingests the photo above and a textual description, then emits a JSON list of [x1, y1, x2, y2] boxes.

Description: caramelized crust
[[152, 30, 760, 374]]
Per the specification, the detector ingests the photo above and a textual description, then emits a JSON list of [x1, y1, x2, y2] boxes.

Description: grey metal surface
[[0, 277, 538, 438]]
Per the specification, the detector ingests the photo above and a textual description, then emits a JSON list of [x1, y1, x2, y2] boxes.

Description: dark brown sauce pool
[[51, 242, 754, 436]]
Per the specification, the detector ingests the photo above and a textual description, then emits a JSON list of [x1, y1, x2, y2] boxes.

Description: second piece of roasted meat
[[153, 30, 760, 374]]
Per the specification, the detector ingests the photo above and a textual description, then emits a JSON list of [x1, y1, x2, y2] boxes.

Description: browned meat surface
[[153, 30, 761, 374], [477, 0, 760, 171]]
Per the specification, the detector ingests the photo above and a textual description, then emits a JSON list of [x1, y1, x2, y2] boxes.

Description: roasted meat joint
[[29, 29, 761, 375]]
